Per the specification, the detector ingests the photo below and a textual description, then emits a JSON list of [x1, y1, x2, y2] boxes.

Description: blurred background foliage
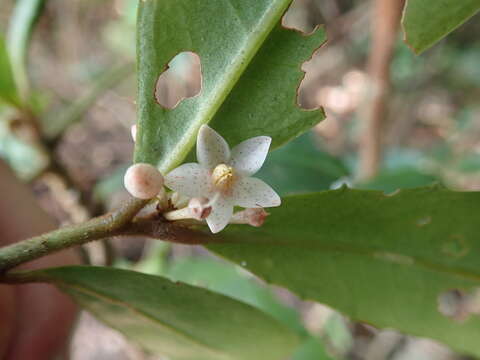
[[0, 0, 479, 359]]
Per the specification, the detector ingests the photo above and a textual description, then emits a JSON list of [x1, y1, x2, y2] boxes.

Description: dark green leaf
[[357, 167, 438, 193], [402, 0, 480, 54], [166, 256, 306, 335], [135, 0, 325, 172], [209, 25, 326, 150], [256, 132, 349, 195], [138, 252, 333, 357], [208, 187, 480, 356], [37, 266, 299, 360]]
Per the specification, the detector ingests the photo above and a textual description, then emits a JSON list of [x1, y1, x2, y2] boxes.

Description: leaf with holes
[[206, 187, 480, 357], [135, 0, 326, 172], [33, 266, 298, 360], [402, 0, 480, 54]]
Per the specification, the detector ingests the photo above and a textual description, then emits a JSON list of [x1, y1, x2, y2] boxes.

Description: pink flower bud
[[124, 163, 164, 199], [245, 208, 269, 227], [188, 197, 212, 220], [231, 208, 269, 227]]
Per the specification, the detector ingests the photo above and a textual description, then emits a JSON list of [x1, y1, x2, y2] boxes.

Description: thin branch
[[0, 197, 223, 273], [358, 0, 405, 180], [0, 197, 147, 272], [122, 215, 213, 245]]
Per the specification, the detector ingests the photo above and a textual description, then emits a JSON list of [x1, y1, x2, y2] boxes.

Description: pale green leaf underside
[[37, 266, 298, 360], [134, 0, 325, 172], [208, 187, 480, 357], [402, 0, 480, 54]]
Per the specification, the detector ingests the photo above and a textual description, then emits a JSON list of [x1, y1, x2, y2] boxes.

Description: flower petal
[[231, 177, 281, 208], [229, 136, 271, 176], [197, 124, 230, 170], [206, 196, 233, 233], [164, 163, 211, 198]]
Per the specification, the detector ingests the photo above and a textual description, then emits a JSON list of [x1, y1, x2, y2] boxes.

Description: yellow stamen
[[212, 164, 235, 190]]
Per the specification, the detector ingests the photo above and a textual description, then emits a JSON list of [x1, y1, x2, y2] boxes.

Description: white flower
[[165, 124, 280, 233]]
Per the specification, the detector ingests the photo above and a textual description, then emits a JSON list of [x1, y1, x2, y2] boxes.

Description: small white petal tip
[[124, 163, 164, 199]]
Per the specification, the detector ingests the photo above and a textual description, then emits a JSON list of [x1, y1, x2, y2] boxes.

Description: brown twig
[[358, 0, 405, 180], [0, 197, 147, 272], [0, 198, 225, 273]]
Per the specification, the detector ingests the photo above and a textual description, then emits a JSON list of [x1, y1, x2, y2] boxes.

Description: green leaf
[[208, 26, 325, 150], [0, 34, 20, 107], [357, 167, 438, 194], [292, 337, 333, 360], [208, 187, 480, 356], [37, 266, 299, 360], [140, 253, 333, 358], [7, 0, 46, 100], [166, 256, 306, 335], [135, 0, 325, 172], [402, 0, 480, 54], [256, 132, 349, 195]]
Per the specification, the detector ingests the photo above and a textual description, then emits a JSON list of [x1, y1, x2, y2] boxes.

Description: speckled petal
[[231, 177, 281, 208], [206, 195, 233, 233], [164, 163, 212, 198], [229, 136, 271, 176], [197, 125, 230, 170]]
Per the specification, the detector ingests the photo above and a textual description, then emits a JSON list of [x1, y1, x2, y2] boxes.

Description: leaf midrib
[[155, 0, 294, 172]]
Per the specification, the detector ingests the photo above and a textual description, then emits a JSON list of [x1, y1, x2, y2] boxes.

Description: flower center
[[212, 164, 235, 190]]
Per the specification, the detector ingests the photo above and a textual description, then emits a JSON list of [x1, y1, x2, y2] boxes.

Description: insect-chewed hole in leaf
[[281, 1, 325, 111], [155, 51, 202, 109], [282, 2, 370, 114], [281, 0, 323, 35], [438, 288, 480, 322]]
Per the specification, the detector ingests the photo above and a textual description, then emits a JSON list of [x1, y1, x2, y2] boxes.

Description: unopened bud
[[124, 163, 164, 199], [231, 208, 269, 227], [188, 197, 212, 220], [131, 124, 137, 142]]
